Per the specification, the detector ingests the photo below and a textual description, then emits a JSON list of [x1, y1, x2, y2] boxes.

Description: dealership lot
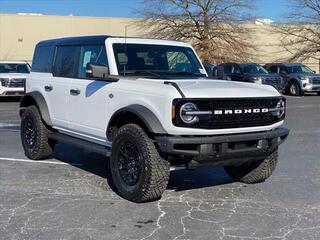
[[0, 95, 320, 240]]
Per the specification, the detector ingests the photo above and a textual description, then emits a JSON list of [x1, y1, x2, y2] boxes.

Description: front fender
[[108, 104, 167, 134], [20, 91, 52, 126]]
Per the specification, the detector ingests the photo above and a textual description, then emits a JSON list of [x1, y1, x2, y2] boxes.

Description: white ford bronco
[[20, 36, 289, 202]]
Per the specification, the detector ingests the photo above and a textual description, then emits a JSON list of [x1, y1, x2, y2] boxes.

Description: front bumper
[[156, 128, 289, 168], [0, 87, 25, 96], [302, 83, 320, 92]]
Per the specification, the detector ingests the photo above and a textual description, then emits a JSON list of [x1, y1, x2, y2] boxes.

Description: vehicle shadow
[[52, 143, 233, 193]]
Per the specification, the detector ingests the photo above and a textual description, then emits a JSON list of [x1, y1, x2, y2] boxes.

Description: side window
[[280, 66, 287, 74], [268, 66, 278, 74], [32, 46, 54, 73], [78, 45, 108, 79], [53, 46, 78, 78], [224, 65, 233, 74]]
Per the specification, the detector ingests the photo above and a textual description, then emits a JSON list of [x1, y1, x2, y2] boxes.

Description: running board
[[49, 132, 111, 157]]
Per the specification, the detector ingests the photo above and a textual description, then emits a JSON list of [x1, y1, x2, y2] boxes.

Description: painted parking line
[[0, 157, 183, 171], [0, 123, 20, 130], [0, 157, 83, 166]]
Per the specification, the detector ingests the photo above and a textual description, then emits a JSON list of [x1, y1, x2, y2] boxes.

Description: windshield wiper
[[122, 70, 162, 77], [165, 71, 206, 77]]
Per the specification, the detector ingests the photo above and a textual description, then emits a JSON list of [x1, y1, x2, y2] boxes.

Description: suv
[[20, 36, 289, 202], [216, 63, 284, 93], [264, 63, 320, 96], [0, 61, 30, 96]]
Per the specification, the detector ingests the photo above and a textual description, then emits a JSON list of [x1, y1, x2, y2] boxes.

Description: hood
[[0, 73, 29, 79], [138, 78, 281, 98]]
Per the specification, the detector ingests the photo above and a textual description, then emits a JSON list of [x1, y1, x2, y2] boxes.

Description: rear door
[[47, 45, 79, 129], [68, 44, 112, 143]]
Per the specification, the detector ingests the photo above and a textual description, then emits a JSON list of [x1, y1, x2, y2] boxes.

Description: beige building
[[0, 13, 319, 72]]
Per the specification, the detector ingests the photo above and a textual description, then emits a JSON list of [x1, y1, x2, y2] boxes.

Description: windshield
[[239, 64, 268, 74], [113, 43, 205, 77], [287, 65, 314, 74], [0, 63, 30, 74]]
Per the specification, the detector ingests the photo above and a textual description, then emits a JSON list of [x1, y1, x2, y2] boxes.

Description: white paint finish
[[29, 72, 71, 129], [68, 78, 112, 138]]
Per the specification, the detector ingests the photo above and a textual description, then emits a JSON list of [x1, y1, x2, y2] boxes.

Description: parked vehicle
[[0, 61, 30, 96], [20, 36, 289, 202], [216, 63, 285, 93], [264, 63, 320, 96]]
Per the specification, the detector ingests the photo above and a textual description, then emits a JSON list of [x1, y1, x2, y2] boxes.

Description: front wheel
[[110, 124, 170, 203], [224, 150, 278, 184], [288, 82, 301, 96]]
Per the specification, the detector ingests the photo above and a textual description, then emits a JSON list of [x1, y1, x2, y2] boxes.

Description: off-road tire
[[21, 106, 54, 160], [110, 124, 170, 203], [224, 150, 278, 184], [288, 82, 301, 96]]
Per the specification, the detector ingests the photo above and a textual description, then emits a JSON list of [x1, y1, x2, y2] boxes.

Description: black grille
[[173, 98, 284, 129], [1, 78, 25, 88], [312, 78, 320, 85]]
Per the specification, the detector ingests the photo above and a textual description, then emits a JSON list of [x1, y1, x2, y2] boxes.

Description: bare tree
[[274, 0, 320, 62], [138, 0, 255, 64]]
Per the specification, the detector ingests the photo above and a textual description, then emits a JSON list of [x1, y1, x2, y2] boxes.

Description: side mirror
[[313, 70, 316, 74], [86, 63, 110, 79]]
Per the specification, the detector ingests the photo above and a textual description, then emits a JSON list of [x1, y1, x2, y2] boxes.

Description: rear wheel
[[224, 150, 278, 184], [110, 124, 170, 203], [20, 106, 54, 160]]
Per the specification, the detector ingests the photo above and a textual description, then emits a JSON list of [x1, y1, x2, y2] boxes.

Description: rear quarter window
[[32, 45, 54, 73]]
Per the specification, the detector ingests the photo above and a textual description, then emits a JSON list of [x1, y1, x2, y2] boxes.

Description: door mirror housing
[[86, 63, 119, 82]]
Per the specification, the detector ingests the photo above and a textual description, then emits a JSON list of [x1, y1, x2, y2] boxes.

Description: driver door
[[68, 45, 113, 143]]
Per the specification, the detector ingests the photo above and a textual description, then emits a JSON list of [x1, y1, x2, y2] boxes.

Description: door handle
[[70, 89, 80, 95], [44, 85, 53, 92]]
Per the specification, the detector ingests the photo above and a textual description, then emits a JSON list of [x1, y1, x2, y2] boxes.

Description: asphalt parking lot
[[0, 95, 320, 240]]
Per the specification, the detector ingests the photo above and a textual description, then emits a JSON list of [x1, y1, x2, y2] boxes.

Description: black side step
[[49, 132, 111, 157]]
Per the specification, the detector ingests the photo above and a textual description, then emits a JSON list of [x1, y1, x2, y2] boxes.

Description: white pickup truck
[[20, 36, 289, 202]]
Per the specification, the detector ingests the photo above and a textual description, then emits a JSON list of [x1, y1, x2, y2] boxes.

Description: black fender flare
[[20, 91, 52, 126], [288, 78, 301, 88], [107, 104, 167, 135]]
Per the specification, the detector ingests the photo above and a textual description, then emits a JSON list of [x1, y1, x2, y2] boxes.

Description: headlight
[[298, 76, 309, 82], [271, 99, 285, 119], [252, 77, 262, 84], [179, 102, 200, 124], [0, 78, 9, 86]]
